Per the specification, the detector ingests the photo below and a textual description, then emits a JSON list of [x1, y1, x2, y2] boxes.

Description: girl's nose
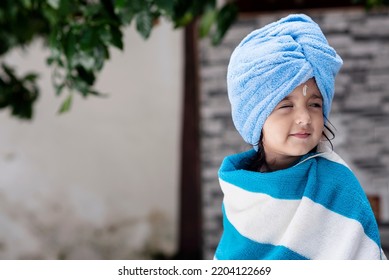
[[295, 108, 311, 125]]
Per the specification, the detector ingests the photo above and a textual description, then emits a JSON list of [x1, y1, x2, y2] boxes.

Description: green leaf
[[2, 64, 16, 80], [100, 25, 123, 50], [83, 2, 102, 18], [199, 8, 217, 38], [76, 66, 95, 86], [79, 29, 97, 51], [63, 31, 77, 62], [115, 0, 136, 24], [74, 52, 96, 70], [46, 57, 55, 65], [136, 10, 153, 39], [42, 6, 59, 25], [23, 73, 39, 82], [109, 26, 123, 49], [73, 77, 90, 96], [55, 83, 65, 96], [114, 0, 127, 9], [154, 0, 174, 16], [59, 94, 72, 113], [192, 0, 215, 15], [211, 3, 238, 45], [92, 45, 109, 70], [174, 11, 193, 27], [57, 0, 73, 17], [0, 63, 39, 119], [47, 0, 61, 10], [21, 0, 33, 9]]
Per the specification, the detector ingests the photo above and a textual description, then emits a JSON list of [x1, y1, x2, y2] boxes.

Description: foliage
[[0, 64, 39, 118], [0, 0, 238, 119]]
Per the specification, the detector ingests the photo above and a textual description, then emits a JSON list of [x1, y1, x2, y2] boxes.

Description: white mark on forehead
[[302, 84, 308, 97]]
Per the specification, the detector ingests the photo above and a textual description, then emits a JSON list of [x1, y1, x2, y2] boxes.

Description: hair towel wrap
[[227, 14, 343, 148]]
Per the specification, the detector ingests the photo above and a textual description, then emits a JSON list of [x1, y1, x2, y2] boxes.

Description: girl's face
[[262, 78, 324, 170]]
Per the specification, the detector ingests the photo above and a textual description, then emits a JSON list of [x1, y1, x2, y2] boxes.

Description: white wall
[[0, 21, 183, 259]]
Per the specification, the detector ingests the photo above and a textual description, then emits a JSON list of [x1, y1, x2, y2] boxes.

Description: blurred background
[[0, 20, 182, 259], [0, 1, 388, 259]]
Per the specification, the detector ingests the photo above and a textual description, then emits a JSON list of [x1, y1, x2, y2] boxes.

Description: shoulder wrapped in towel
[[227, 14, 343, 149], [214, 147, 387, 260]]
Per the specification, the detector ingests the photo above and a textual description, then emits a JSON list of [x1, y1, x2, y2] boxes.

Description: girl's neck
[[262, 154, 302, 172]]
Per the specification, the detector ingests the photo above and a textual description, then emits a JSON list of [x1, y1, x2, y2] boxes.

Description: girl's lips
[[290, 133, 311, 139]]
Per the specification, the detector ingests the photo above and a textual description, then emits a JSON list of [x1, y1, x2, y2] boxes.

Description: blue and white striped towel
[[215, 146, 386, 260]]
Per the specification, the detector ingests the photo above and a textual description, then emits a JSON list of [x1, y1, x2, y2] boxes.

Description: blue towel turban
[[227, 14, 343, 149]]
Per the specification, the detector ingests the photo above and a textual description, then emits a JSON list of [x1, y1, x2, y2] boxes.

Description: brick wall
[[199, 8, 389, 259]]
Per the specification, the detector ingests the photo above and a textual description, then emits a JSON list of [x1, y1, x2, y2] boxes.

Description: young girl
[[215, 14, 387, 260]]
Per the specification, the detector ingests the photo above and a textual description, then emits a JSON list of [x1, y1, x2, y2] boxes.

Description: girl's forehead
[[284, 90, 322, 100], [284, 80, 323, 100]]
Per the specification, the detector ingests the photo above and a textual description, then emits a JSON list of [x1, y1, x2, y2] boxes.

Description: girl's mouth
[[290, 132, 311, 139]]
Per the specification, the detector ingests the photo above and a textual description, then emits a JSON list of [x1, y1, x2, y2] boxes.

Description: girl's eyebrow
[[310, 94, 323, 100], [282, 93, 322, 101]]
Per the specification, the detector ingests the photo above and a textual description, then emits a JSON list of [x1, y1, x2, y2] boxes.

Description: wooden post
[[177, 20, 202, 259]]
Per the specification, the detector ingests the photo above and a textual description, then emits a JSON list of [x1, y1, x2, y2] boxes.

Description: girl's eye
[[310, 103, 322, 108], [279, 103, 292, 109]]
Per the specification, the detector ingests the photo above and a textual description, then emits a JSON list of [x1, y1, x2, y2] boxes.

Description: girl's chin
[[287, 147, 316, 156]]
